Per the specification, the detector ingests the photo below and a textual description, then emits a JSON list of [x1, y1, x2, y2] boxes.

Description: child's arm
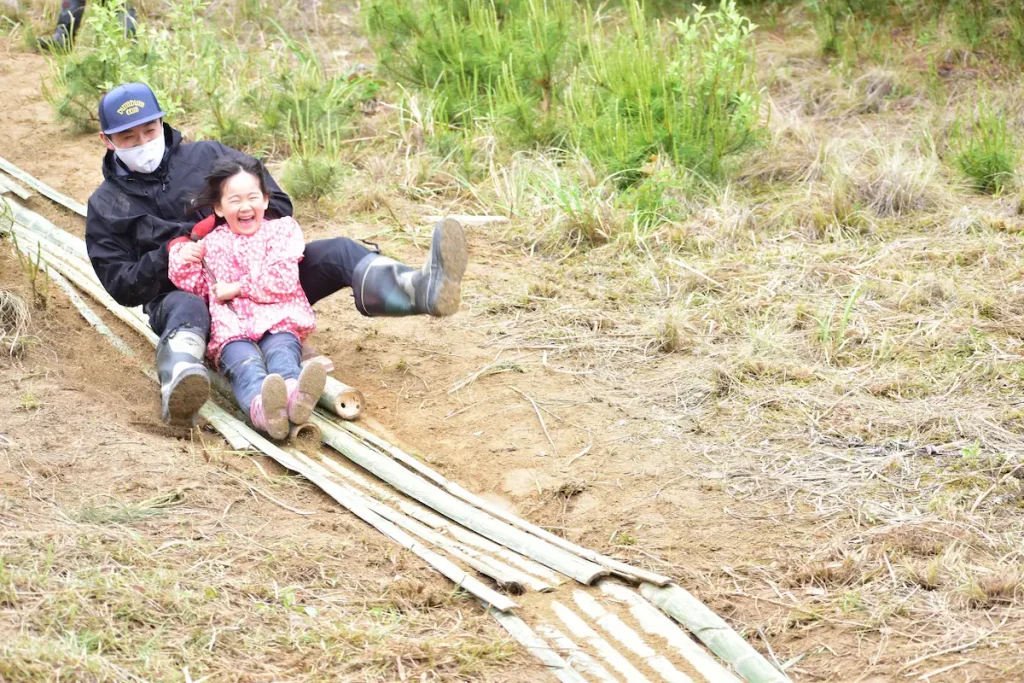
[[168, 240, 209, 297], [238, 217, 305, 304]]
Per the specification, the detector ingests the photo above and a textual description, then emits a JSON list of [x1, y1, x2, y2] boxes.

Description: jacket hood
[[101, 122, 183, 181]]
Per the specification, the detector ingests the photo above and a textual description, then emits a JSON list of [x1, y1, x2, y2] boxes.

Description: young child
[[168, 157, 326, 439]]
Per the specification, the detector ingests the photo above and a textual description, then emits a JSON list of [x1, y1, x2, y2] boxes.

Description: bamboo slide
[[1, 156, 792, 683]]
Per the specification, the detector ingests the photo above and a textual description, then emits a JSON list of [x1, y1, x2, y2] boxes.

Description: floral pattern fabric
[[168, 216, 315, 363]]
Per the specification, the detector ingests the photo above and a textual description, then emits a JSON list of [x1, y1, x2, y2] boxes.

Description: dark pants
[[219, 332, 302, 417], [146, 237, 373, 343]]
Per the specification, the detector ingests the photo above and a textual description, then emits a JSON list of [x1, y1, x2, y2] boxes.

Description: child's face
[[214, 171, 269, 236]]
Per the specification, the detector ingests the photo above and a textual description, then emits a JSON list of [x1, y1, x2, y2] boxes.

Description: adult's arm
[[85, 197, 191, 308]]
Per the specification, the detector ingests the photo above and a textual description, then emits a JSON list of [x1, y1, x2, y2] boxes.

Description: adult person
[[36, 0, 136, 52], [85, 82, 468, 426]]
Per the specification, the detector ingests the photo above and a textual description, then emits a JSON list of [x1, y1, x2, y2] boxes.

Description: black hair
[[191, 155, 269, 215]]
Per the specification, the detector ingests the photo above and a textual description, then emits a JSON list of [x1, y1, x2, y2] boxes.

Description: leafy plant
[[43, 0, 377, 158], [281, 106, 347, 203], [12, 236, 50, 310], [363, 0, 761, 186], [950, 100, 1019, 195]]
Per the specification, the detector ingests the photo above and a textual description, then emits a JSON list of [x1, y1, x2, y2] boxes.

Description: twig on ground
[[511, 386, 558, 456], [220, 470, 317, 516]]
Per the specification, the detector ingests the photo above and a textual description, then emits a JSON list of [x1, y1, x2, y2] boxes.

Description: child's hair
[[191, 155, 269, 214]]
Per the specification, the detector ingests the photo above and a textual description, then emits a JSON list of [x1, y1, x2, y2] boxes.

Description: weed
[[12, 236, 49, 310], [74, 491, 185, 525], [43, 0, 376, 156], [17, 391, 40, 411], [905, 557, 943, 590], [0, 289, 30, 357], [813, 282, 862, 364], [950, 0, 989, 51], [365, 0, 761, 186], [612, 531, 638, 546], [950, 99, 1019, 194], [281, 107, 347, 203], [654, 316, 687, 354], [961, 568, 1022, 607]]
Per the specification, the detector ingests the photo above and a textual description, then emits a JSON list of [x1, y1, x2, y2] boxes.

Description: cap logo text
[[116, 99, 146, 116]]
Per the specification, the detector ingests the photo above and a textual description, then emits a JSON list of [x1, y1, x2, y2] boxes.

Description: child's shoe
[[286, 362, 328, 425], [249, 374, 289, 440]]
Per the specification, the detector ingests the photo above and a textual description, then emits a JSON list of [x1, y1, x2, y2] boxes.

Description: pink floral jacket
[[168, 216, 315, 363]]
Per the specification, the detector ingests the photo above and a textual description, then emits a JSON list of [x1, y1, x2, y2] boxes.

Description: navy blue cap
[[98, 82, 166, 135]]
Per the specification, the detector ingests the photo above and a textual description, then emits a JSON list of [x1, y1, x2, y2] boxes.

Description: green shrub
[[950, 0, 989, 50], [280, 107, 347, 203], [571, 1, 759, 185], [950, 100, 1019, 195], [44, 0, 172, 132], [365, 0, 576, 147], [363, 0, 761, 186], [43, 0, 377, 159]]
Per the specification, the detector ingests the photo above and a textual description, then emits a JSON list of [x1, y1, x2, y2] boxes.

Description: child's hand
[[178, 242, 205, 264], [214, 282, 241, 302]]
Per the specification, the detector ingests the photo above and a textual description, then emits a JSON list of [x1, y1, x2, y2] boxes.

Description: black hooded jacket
[[85, 123, 293, 308]]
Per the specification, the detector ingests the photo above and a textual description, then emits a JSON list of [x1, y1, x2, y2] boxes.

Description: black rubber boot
[[352, 217, 468, 317], [156, 328, 211, 426], [37, 0, 86, 52]]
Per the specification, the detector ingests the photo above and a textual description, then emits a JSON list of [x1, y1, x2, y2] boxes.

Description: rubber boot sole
[[261, 375, 290, 440], [289, 362, 327, 425], [426, 217, 468, 317], [164, 370, 211, 426]]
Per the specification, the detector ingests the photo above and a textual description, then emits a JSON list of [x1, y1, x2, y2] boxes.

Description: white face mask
[[113, 134, 166, 174]]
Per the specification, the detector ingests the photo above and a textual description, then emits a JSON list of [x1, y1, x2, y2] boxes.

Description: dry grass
[[0, 289, 30, 357]]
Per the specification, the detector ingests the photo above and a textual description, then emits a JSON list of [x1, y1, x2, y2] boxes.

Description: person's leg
[[146, 290, 210, 344], [298, 237, 374, 306], [37, 0, 86, 52], [298, 218, 468, 317], [221, 339, 289, 439], [259, 332, 326, 425], [219, 340, 266, 417], [145, 291, 211, 425], [258, 331, 304, 380]]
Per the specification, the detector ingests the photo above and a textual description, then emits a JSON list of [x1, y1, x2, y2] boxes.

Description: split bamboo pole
[[0, 172, 32, 200], [600, 581, 743, 683], [312, 414, 608, 585], [336, 418, 672, 586], [0, 156, 88, 217], [536, 623, 619, 683], [5, 197, 89, 258], [551, 600, 652, 683], [319, 377, 364, 420], [640, 584, 790, 683], [488, 608, 589, 683], [202, 402, 519, 612], [317, 452, 562, 587], [288, 449, 552, 593], [572, 590, 694, 683]]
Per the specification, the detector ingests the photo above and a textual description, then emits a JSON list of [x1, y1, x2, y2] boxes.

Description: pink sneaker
[[249, 374, 289, 440], [286, 362, 327, 425]]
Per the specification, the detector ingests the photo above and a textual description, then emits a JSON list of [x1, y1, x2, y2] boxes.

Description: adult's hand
[[191, 214, 217, 240], [214, 282, 241, 302]]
